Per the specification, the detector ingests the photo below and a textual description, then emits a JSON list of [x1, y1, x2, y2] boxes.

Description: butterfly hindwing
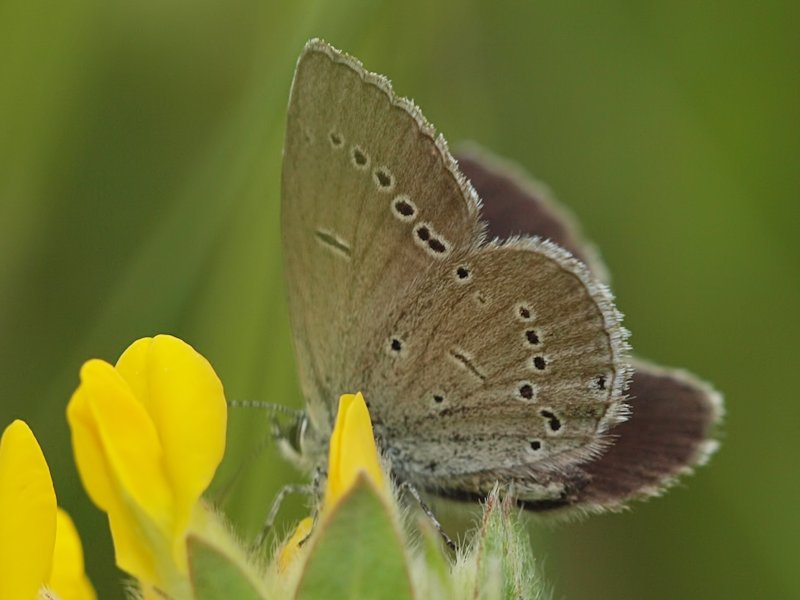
[[365, 240, 628, 502], [461, 146, 723, 510]]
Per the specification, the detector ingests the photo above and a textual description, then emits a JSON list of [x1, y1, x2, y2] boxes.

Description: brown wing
[[575, 362, 722, 509], [458, 147, 723, 510], [455, 145, 609, 281]]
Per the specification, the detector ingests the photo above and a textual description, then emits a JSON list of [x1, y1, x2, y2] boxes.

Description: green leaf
[[187, 535, 267, 600], [295, 476, 413, 600]]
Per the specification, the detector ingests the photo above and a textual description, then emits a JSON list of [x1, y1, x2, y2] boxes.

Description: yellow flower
[[323, 392, 385, 513], [66, 335, 227, 595], [278, 392, 386, 571], [276, 516, 314, 572], [0, 420, 95, 600], [50, 509, 98, 600]]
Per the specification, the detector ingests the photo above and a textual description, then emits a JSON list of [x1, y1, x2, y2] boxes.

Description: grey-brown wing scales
[[282, 41, 482, 435], [361, 241, 628, 502]]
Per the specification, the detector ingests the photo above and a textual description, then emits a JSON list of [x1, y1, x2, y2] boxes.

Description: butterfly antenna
[[227, 399, 304, 419]]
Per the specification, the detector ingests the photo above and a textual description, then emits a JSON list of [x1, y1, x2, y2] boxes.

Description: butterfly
[[280, 39, 722, 514]]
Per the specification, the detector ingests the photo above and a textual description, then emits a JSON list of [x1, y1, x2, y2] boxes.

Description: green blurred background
[[2, 1, 797, 598]]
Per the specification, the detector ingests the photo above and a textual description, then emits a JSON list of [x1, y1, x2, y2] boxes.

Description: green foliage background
[[1, 1, 797, 598]]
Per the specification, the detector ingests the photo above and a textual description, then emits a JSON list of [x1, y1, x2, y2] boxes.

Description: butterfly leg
[[398, 481, 457, 551], [251, 482, 315, 551]]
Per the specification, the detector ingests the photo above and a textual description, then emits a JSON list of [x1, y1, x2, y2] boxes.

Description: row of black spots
[[513, 302, 546, 376], [334, 140, 445, 259], [413, 222, 451, 258], [510, 304, 548, 374], [528, 439, 543, 453], [539, 409, 563, 435], [333, 133, 396, 194], [331, 132, 422, 250]]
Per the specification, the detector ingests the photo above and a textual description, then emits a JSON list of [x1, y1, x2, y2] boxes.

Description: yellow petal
[[0, 420, 57, 599], [67, 336, 228, 590], [67, 359, 173, 583], [277, 516, 314, 572], [323, 393, 384, 512], [115, 335, 227, 563], [48, 509, 97, 600]]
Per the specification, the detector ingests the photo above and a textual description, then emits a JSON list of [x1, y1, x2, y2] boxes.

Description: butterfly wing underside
[[282, 40, 482, 435], [282, 40, 630, 504]]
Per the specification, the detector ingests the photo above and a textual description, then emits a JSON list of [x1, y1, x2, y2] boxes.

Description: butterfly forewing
[[282, 41, 482, 434]]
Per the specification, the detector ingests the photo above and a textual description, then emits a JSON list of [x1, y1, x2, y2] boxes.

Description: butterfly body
[[281, 40, 721, 512]]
